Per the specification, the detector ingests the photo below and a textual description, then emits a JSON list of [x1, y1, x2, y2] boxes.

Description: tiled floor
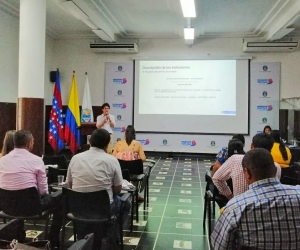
[[20, 156, 214, 250], [121, 156, 213, 250]]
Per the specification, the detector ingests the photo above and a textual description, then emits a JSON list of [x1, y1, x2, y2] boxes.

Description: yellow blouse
[[112, 139, 146, 161], [271, 142, 292, 168]]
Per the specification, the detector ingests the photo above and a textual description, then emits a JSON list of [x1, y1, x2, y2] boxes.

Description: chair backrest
[[281, 176, 300, 185], [47, 167, 68, 184], [0, 187, 42, 216], [68, 233, 94, 250], [118, 159, 144, 175], [43, 155, 69, 169], [62, 188, 111, 220]]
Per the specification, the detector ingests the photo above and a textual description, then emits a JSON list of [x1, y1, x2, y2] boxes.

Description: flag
[[81, 72, 94, 122], [64, 71, 81, 154], [48, 70, 65, 153]]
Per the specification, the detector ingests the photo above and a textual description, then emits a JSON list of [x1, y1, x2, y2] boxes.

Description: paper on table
[[122, 180, 134, 189]]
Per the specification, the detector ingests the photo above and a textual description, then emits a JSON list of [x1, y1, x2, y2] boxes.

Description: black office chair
[[43, 155, 69, 169], [67, 233, 94, 250], [118, 159, 146, 223], [203, 171, 229, 236], [0, 187, 52, 240], [143, 159, 156, 208], [61, 187, 130, 250]]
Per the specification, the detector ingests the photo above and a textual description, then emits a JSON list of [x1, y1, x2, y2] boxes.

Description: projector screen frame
[[133, 57, 251, 136]]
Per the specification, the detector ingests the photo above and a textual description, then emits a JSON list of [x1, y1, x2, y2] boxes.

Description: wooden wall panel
[[0, 102, 16, 150]]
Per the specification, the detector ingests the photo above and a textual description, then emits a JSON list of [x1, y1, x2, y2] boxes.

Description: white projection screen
[[134, 59, 249, 134]]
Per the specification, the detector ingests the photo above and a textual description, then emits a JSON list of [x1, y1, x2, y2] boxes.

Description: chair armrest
[[120, 192, 131, 202], [130, 174, 145, 181], [205, 170, 212, 182]]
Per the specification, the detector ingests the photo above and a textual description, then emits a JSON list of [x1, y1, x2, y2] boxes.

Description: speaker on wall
[[50, 71, 56, 83]]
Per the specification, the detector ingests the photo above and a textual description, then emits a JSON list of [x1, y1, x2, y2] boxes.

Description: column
[[17, 0, 46, 156]]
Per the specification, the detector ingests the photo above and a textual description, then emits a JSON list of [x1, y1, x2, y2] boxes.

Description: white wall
[[0, 10, 19, 102]]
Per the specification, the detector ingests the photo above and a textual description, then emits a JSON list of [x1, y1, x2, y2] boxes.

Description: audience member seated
[[112, 125, 146, 161], [270, 130, 291, 168], [66, 129, 131, 243], [210, 139, 245, 208], [211, 148, 300, 250], [0, 130, 62, 248], [212, 134, 245, 175], [263, 125, 272, 134], [0, 130, 16, 157], [212, 133, 281, 199]]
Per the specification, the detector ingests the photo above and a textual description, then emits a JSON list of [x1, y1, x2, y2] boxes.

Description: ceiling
[[1, 0, 300, 43]]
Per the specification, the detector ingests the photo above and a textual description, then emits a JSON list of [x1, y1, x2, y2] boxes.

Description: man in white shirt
[[67, 129, 130, 244], [96, 103, 115, 154]]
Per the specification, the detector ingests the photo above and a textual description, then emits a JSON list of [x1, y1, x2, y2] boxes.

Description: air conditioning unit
[[243, 41, 298, 52], [90, 43, 138, 53]]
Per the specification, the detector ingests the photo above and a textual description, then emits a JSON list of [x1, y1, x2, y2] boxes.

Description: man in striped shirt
[[212, 133, 281, 199], [211, 148, 300, 250]]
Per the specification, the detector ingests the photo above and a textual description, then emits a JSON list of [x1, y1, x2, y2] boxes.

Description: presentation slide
[[139, 60, 236, 115], [134, 59, 249, 134]]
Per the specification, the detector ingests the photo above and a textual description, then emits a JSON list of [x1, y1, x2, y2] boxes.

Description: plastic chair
[[67, 233, 94, 250], [0, 187, 52, 240], [61, 187, 130, 250], [203, 171, 229, 236]]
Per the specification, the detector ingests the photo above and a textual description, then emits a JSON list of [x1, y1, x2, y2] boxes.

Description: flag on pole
[[64, 71, 81, 154], [48, 70, 65, 153], [81, 72, 94, 122]]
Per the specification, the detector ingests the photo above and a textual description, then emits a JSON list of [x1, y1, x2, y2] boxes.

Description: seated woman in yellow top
[[113, 125, 146, 161], [270, 130, 292, 168]]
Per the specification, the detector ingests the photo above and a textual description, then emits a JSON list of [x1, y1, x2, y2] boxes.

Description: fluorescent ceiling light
[[180, 0, 196, 17], [184, 28, 194, 39]]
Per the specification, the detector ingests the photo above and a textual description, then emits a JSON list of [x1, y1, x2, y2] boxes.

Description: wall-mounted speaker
[[50, 71, 56, 83]]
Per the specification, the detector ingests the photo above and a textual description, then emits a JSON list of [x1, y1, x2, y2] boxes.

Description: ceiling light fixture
[[184, 28, 194, 39], [180, 0, 196, 17]]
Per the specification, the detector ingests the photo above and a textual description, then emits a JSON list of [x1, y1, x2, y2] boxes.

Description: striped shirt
[[212, 154, 281, 198], [211, 178, 300, 250]]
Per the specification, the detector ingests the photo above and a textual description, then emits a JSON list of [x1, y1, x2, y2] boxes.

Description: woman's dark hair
[[270, 130, 288, 160], [263, 125, 272, 133], [232, 134, 245, 145], [227, 139, 245, 158], [125, 125, 136, 146]]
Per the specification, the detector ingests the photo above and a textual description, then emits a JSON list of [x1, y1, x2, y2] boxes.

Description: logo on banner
[[211, 141, 216, 146], [137, 139, 150, 145], [118, 66, 122, 71], [257, 78, 273, 84], [113, 78, 127, 84], [181, 141, 196, 146], [163, 139, 168, 145], [117, 115, 122, 120], [257, 130, 263, 134], [82, 109, 92, 122], [262, 117, 267, 123], [262, 91, 268, 97], [112, 127, 126, 132], [117, 90, 122, 95], [257, 105, 273, 111], [116, 138, 121, 142], [262, 65, 268, 71], [112, 103, 127, 109]]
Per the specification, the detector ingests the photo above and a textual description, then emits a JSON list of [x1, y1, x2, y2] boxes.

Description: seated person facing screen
[[113, 125, 146, 161], [212, 133, 281, 199], [270, 130, 292, 168], [211, 148, 300, 250], [0, 130, 62, 247], [67, 129, 131, 227], [263, 125, 272, 134], [0, 130, 16, 157], [212, 134, 245, 176]]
